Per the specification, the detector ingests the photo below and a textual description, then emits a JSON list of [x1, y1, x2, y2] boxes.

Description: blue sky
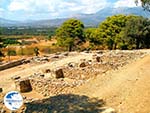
[[0, 0, 141, 21]]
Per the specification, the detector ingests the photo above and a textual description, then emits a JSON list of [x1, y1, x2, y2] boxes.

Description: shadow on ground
[[25, 94, 105, 113]]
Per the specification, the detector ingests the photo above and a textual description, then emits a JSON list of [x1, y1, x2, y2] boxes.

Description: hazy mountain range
[[0, 7, 150, 28]]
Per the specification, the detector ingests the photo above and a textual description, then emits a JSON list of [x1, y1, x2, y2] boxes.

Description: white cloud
[[79, 0, 109, 14], [8, 0, 30, 11], [114, 0, 141, 8], [0, 8, 5, 16], [8, 0, 109, 17], [5, 0, 143, 20]]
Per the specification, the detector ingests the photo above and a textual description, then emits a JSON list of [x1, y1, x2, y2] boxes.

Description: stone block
[[15, 79, 32, 93], [11, 75, 21, 80], [0, 88, 3, 93], [96, 56, 102, 62], [55, 68, 64, 79], [44, 69, 51, 73], [79, 62, 86, 68]]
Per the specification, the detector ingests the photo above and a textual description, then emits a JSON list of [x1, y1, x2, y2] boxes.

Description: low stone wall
[[30, 78, 73, 97], [0, 59, 25, 71], [27, 51, 147, 97]]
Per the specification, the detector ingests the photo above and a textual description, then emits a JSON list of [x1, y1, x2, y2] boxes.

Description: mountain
[[74, 7, 150, 26], [22, 18, 69, 27], [0, 7, 150, 27], [0, 18, 22, 26]]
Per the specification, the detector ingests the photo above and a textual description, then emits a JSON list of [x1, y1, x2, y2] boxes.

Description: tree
[[0, 38, 4, 57], [136, 0, 150, 11], [56, 19, 84, 51], [84, 28, 103, 49], [3, 39, 20, 46], [121, 15, 150, 49], [7, 50, 17, 56], [0, 28, 4, 57], [34, 47, 40, 56], [98, 15, 127, 49], [143, 19, 150, 48], [85, 28, 102, 45], [2, 38, 20, 61]]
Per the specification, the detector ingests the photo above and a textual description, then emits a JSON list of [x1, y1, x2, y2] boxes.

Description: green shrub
[[118, 43, 128, 50], [7, 50, 17, 56]]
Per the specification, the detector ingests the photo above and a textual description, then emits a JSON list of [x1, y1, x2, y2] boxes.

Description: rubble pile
[[64, 50, 146, 80], [30, 78, 74, 97], [17, 50, 147, 98], [29, 52, 70, 64]]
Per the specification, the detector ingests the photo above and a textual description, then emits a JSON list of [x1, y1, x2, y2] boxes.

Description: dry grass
[[1, 37, 66, 62]]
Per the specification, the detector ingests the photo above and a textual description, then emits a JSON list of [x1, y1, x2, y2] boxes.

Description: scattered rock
[[39, 74, 45, 78], [55, 52, 61, 55], [62, 52, 69, 56], [96, 56, 102, 62], [55, 68, 64, 79], [97, 50, 103, 54], [80, 59, 86, 62], [83, 50, 90, 53], [22, 59, 30, 64], [0, 99, 3, 103], [0, 109, 6, 113], [40, 57, 49, 62], [15, 79, 32, 93], [87, 60, 92, 65], [11, 75, 21, 80], [102, 107, 116, 113], [32, 73, 45, 78], [51, 55, 59, 59], [0, 88, 2, 93], [68, 62, 76, 68], [44, 69, 51, 73], [79, 62, 86, 68]]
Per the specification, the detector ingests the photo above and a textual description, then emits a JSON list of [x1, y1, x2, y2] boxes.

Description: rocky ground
[[0, 50, 150, 113]]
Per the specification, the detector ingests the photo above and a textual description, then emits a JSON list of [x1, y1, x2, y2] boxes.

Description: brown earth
[[0, 50, 150, 113], [74, 54, 150, 113]]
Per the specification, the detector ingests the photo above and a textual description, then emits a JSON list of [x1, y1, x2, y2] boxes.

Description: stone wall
[[30, 78, 74, 97], [24, 51, 147, 97], [0, 59, 25, 71]]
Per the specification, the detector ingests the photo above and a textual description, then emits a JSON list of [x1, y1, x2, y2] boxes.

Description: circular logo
[[4, 91, 23, 111]]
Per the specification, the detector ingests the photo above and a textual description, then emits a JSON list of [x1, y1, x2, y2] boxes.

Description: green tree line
[[0, 27, 56, 36], [0, 14, 150, 59], [56, 15, 150, 51]]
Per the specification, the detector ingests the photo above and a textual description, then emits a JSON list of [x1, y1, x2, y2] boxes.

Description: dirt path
[[74, 55, 150, 113]]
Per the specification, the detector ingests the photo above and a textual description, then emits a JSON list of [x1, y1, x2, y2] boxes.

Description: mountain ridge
[[0, 7, 150, 27]]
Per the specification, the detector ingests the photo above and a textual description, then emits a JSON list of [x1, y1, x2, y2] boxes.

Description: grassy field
[[1, 35, 68, 61]]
